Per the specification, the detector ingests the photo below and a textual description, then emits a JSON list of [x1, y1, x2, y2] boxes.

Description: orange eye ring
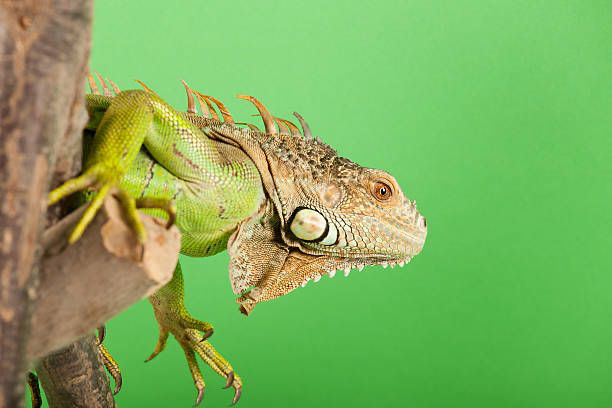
[[371, 181, 393, 201]]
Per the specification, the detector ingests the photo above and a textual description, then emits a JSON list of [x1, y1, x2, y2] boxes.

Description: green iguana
[[45, 74, 428, 405]]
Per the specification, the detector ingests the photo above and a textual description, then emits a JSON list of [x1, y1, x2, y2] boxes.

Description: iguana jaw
[[235, 208, 427, 315], [236, 249, 420, 316]]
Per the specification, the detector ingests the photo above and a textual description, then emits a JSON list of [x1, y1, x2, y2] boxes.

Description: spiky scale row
[[179, 80, 315, 139], [299, 256, 414, 289], [236, 94, 277, 135], [292, 112, 313, 138], [90, 73, 316, 141], [88, 71, 121, 96], [88, 72, 316, 142], [181, 80, 198, 114], [276, 117, 301, 136], [135, 79, 159, 95], [200, 93, 234, 124]]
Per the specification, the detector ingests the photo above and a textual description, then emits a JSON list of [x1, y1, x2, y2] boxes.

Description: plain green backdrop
[[30, 0, 612, 407]]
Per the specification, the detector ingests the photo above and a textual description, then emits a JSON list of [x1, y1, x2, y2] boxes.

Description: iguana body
[[84, 91, 265, 256], [48, 77, 428, 405]]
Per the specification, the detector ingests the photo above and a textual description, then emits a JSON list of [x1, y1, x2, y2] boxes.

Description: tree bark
[[29, 196, 179, 361], [0, 1, 93, 407], [0, 1, 114, 407], [35, 336, 116, 408]]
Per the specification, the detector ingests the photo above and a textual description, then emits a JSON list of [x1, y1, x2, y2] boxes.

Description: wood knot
[[19, 15, 32, 30]]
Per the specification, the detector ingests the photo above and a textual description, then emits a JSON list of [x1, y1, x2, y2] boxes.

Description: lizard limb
[[27, 372, 42, 408], [148, 263, 241, 405], [98, 342, 122, 395], [97, 325, 122, 395], [49, 89, 218, 244], [135, 197, 177, 229], [115, 189, 146, 242]]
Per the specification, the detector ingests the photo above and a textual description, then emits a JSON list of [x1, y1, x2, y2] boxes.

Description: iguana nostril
[[423, 217, 427, 228]]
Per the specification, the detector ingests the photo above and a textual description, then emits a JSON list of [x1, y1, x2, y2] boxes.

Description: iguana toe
[[48, 164, 155, 244], [146, 316, 242, 405], [195, 385, 205, 406], [146, 263, 244, 404], [135, 197, 177, 229], [97, 325, 106, 344], [232, 385, 242, 405], [114, 189, 147, 243], [97, 327, 123, 395], [200, 327, 214, 342], [223, 371, 234, 389]]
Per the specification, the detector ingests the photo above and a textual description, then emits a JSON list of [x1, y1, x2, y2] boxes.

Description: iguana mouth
[[236, 244, 423, 316], [236, 254, 415, 316], [298, 255, 416, 287]]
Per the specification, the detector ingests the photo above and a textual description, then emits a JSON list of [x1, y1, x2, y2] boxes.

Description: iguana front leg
[[147, 263, 242, 405], [49, 90, 159, 243], [49, 89, 210, 243], [49, 86, 257, 405]]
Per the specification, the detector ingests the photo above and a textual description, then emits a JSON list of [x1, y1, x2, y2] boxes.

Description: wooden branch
[[35, 195, 180, 408], [35, 336, 116, 408], [28, 196, 180, 360], [0, 1, 93, 406]]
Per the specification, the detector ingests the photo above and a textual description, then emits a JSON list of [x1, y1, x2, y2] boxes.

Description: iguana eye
[[288, 207, 337, 245], [289, 208, 328, 241], [372, 181, 393, 201]]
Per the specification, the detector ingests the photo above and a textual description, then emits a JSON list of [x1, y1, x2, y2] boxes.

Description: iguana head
[[207, 96, 427, 315]]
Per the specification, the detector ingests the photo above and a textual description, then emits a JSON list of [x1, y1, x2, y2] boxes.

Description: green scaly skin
[[50, 89, 264, 404]]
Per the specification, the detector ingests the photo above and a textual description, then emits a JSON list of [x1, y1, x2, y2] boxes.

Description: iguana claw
[[148, 264, 243, 405], [195, 386, 205, 406], [224, 370, 243, 405], [48, 164, 147, 243], [232, 385, 242, 405], [48, 164, 177, 244], [224, 371, 234, 389], [200, 327, 214, 342], [97, 325, 106, 344], [146, 324, 242, 406], [135, 197, 177, 229]]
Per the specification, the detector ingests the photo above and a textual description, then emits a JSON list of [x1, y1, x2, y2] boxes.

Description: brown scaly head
[[180, 84, 427, 315]]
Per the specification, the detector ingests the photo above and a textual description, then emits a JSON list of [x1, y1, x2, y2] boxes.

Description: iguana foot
[[147, 304, 242, 406], [48, 164, 144, 243], [147, 265, 242, 405], [48, 165, 176, 243], [27, 372, 42, 408], [96, 326, 123, 395]]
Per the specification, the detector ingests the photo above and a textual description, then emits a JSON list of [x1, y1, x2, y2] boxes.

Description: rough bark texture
[[35, 336, 116, 408], [0, 1, 94, 407], [28, 196, 180, 361], [26, 0, 124, 404]]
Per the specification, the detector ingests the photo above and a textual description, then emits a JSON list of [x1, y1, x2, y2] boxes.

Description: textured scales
[[207, 116, 427, 312], [47, 75, 427, 405]]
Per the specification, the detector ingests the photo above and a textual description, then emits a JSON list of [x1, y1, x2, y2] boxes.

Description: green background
[[33, 1, 612, 407]]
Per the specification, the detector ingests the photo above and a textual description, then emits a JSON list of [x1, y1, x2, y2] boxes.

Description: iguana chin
[[47, 74, 427, 405]]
